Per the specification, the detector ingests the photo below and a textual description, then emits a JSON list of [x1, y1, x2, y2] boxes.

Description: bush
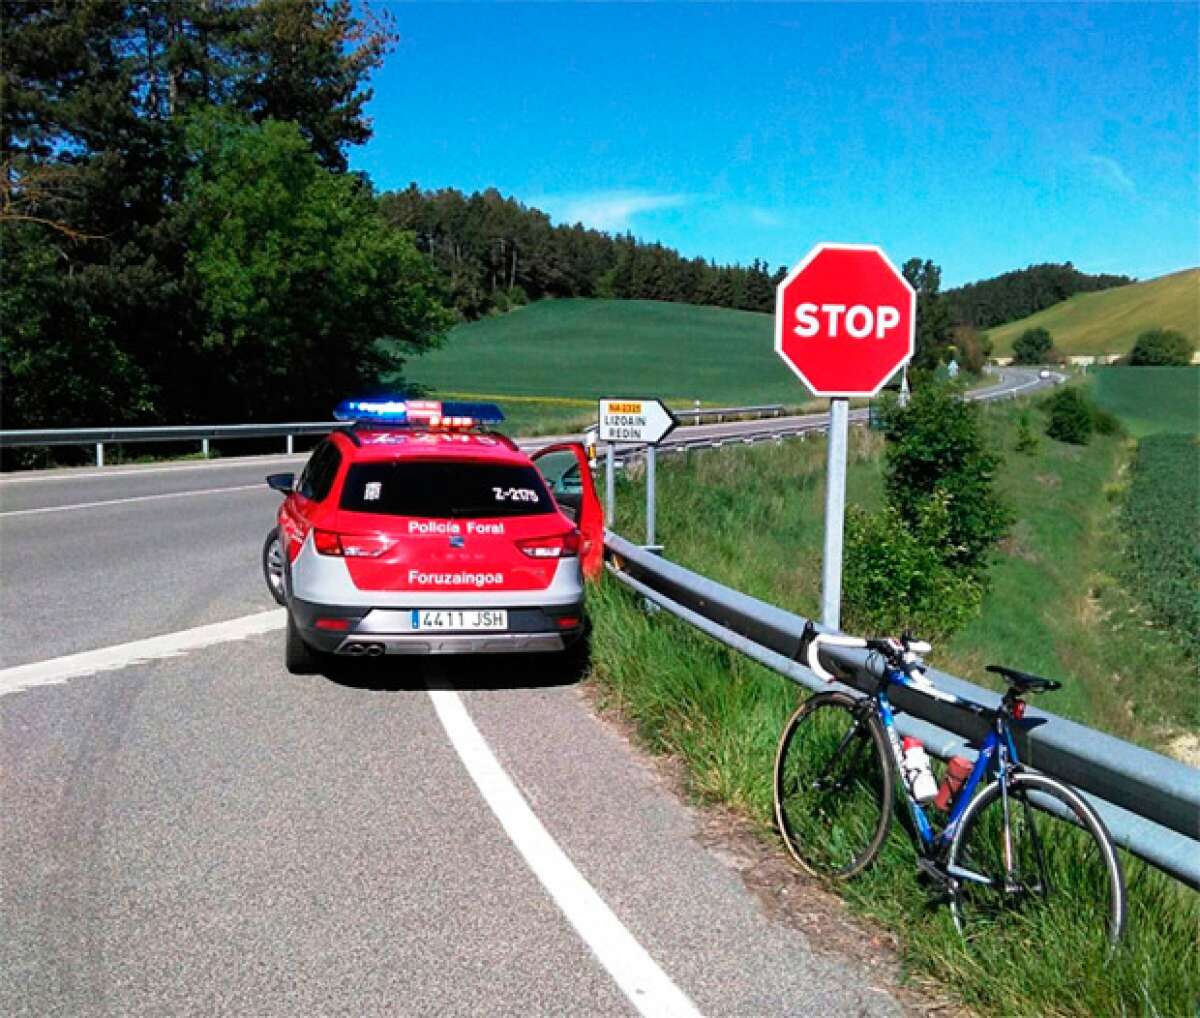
[[1012, 327, 1054, 364], [844, 497, 984, 639], [1128, 328, 1194, 367], [1015, 410, 1040, 454], [1090, 405, 1122, 436], [883, 383, 1011, 574], [1044, 387, 1094, 445]]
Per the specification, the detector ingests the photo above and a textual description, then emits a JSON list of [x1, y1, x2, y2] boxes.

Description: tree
[[951, 323, 990, 375], [902, 258, 953, 373], [1127, 328, 1194, 366], [1044, 387, 1094, 445], [943, 262, 1133, 330], [882, 383, 1011, 574], [844, 382, 1009, 638], [1012, 327, 1054, 364], [183, 114, 452, 421], [1, 0, 401, 430], [234, 0, 397, 171]]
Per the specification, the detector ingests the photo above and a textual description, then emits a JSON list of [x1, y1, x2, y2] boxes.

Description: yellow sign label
[[606, 401, 643, 413]]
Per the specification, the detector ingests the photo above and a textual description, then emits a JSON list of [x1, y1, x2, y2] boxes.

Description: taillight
[[1012, 699, 1027, 719], [315, 617, 351, 631], [313, 529, 391, 558], [517, 531, 581, 559]]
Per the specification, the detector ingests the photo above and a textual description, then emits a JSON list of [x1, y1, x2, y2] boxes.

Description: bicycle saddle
[[986, 664, 1062, 693]]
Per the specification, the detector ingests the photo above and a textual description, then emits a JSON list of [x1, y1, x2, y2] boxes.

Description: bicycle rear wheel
[[948, 770, 1125, 947], [773, 691, 895, 879]]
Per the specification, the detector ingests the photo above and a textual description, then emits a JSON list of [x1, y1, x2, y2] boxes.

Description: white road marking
[[5, 614, 701, 1016], [0, 483, 264, 518], [428, 688, 701, 1018], [0, 609, 285, 697]]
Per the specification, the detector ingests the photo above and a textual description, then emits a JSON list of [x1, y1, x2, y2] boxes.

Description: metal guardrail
[[674, 404, 786, 424], [0, 405, 793, 469], [603, 531, 1200, 889], [0, 421, 349, 466]]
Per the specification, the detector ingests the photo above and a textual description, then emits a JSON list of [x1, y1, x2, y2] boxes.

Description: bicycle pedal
[[916, 857, 956, 891]]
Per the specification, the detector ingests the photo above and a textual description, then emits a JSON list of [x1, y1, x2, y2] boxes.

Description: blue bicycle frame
[[874, 666, 1021, 857]]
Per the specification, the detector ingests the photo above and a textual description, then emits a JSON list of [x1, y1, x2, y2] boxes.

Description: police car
[[262, 400, 603, 674]]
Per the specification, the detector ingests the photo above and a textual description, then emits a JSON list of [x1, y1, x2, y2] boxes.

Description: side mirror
[[266, 472, 295, 494]]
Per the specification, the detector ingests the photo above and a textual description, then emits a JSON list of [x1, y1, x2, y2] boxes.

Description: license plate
[[410, 609, 508, 631]]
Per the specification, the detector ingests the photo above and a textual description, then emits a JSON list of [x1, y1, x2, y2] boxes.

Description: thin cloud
[[535, 190, 694, 231], [1083, 153, 1136, 197], [747, 206, 783, 228]]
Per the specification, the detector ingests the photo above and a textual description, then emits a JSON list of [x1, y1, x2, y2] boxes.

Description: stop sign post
[[774, 243, 915, 630]]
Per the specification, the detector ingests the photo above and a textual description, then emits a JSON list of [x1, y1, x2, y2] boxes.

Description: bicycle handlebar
[[805, 631, 935, 685]]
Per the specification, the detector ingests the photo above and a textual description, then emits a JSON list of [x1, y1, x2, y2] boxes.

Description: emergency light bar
[[333, 398, 505, 427]]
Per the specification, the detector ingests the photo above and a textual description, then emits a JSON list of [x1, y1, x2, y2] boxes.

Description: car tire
[[285, 611, 324, 675], [262, 528, 287, 606], [557, 624, 592, 682]]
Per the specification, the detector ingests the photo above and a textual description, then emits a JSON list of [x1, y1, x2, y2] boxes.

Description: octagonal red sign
[[774, 243, 916, 397]]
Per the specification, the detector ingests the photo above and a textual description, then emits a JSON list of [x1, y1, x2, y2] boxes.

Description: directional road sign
[[597, 398, 677, 445], [774, 243, 916, 398]]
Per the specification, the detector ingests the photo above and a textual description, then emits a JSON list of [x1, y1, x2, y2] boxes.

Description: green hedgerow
[[1044, 387, 1094, 445]]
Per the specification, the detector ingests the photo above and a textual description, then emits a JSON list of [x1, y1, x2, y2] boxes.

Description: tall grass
[[588, 407, 1200, 1015], [590, 579, 1200, 1016]]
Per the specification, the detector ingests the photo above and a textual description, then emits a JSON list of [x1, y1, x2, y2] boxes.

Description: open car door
[[531, 443, 605, 580]]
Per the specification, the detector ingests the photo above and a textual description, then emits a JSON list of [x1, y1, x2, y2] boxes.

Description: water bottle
[[901, 737, 938, 803], [934, 755, 974, 812]]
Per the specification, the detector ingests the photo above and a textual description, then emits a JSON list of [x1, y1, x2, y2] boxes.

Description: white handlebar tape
[[806, 633, 867, 683]]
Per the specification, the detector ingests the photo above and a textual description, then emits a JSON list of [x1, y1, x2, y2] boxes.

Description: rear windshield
[[339, 460, 555, 518]]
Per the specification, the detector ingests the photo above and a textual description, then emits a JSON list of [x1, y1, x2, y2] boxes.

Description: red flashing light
[[1012, 700, 1027, 719]]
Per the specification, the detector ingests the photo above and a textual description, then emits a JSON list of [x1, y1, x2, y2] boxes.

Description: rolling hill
[[986, 268, 1199, 357], [405, 298, 809, 405]]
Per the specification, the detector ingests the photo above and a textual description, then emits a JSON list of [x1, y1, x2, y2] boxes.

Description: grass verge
[[587, 402, 1199, 1015]]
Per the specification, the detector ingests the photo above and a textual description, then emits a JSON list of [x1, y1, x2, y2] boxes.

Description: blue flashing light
[[333, 398, 409, 423], [333, 398, 505, 426]]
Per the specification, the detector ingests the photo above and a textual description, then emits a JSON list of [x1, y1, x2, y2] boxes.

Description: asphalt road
[[0, 368, 1052, 1016]]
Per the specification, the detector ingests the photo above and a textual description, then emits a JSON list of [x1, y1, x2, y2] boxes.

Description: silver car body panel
[[334, 632, 566, 656]]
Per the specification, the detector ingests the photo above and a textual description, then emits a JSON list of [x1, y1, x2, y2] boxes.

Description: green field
[[404, 298, 814, 405], [1091, 366, 1200, 436], [588, 400, 1199, 1015], [986, 268, 1199, 357]]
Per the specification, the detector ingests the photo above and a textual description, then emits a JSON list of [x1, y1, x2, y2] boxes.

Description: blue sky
[[353, 3, 1198, 288]]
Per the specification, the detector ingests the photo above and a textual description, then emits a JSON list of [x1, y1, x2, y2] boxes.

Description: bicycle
[[772, 625, 1126, 946]]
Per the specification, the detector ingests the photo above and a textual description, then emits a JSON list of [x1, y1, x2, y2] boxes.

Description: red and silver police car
[[262, 400, 603, 674]]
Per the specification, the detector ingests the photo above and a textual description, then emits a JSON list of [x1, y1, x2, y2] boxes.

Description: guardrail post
[[286, 434, 294, 454], [605, 444, 615, 525], [201, 438, 210, 458], [95, 442, 104, 467]]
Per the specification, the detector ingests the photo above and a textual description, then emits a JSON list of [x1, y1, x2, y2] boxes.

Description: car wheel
[[262, 528, 287, 606], [285, 611, 324, 675], [557, 625, 592, 682]]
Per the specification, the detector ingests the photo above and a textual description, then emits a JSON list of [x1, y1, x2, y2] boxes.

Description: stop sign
[[774, 243, 916, 397]]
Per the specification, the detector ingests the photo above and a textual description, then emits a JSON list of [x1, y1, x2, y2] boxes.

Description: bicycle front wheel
[[773, 691, 895, 879], [948, 770, 1125, 947]]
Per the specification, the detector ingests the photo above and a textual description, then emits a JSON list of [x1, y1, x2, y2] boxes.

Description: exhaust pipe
[[365, 643, 385, 657], [343, 642, 367, 656]]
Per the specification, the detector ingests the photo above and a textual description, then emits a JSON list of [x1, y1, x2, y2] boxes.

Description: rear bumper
[[336, 632, 569, 656], [290, 598, 585, 656]]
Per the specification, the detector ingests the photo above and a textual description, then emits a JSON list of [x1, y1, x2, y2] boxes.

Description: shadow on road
[[316, 648, 589, 693]]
